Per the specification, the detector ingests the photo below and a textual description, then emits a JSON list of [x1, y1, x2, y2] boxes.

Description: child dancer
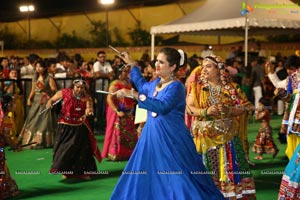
[[252, 97, 279, 160]]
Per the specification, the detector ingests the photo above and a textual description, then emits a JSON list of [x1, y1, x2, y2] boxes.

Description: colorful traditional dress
[[0, 102, 19, 199], [278, 72, 300, 199], [283, 72, 300, 159], [18, 75, 57, 148], [111, 66, 224, 200], [252, 110, 279, 157], [49, 88, 101, 178], [189, 79, 256, 199], [185, 66, 202, 130], [278, 145, 300, 200], [3, 80, 24, 139], [102, 79, 137, 161]]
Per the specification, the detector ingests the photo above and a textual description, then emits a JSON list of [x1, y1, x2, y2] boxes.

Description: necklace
[[156, 76, 175, 88], [72, 90, 82, 100], [208, 84, 221, 105], [153, 77, 175, 97]]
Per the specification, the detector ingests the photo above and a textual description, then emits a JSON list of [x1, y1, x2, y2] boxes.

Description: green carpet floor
[[6, 115, 287, 200]]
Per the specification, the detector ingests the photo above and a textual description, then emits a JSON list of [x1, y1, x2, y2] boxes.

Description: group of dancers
[[1, 47, 300, 199]]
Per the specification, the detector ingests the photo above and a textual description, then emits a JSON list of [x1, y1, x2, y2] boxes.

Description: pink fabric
[[101, 104, 118, 158]]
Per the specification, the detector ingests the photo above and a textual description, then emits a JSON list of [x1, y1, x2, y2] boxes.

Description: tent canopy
[[151, 0, 300, 34], [150, 0, 300, 63]]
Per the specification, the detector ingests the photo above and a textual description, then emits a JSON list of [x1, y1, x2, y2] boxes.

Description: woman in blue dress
[[110, 47, 224, 200]]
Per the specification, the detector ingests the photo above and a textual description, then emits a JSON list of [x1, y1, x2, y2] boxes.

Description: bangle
[[114, 108, 119, 113], [278, 90, 288, 99], [131, 88, 135, 100], [201, 108, 207, 118]]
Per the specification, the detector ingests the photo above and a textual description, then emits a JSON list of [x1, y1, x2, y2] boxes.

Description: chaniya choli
[[189, 74, 256, 199], [278, 71, 300, 199], [102, 79, 138, 161]]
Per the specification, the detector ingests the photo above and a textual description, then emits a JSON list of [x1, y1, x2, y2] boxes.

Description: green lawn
[[6, 115, 287, 200]]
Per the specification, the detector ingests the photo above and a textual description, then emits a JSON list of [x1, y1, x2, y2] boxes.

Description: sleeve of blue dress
[[138, 83, 184, 115], [130, 66, 151, 94], [130, 66, 184, 115]]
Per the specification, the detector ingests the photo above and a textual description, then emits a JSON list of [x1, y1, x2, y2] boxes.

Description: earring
[[170, 71, 175, 79]]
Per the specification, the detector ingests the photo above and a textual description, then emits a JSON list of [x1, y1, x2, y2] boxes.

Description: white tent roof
[[150, 0, 300, 63], [151, 0, 300, 35]]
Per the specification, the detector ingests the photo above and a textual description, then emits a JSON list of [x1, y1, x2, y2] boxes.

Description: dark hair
[[259, 97, 271, 107], [159, 47, 183, 72], [285, 55, 300, 69], [28, 54, 40, 64], [97, 51, 106, 57], [36, 60, 48, 79], [57, 54, 70, 62], [46, 58, 57, 68]]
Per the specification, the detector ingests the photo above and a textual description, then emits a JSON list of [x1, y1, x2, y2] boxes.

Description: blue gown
[[111, 67, 224, 200]]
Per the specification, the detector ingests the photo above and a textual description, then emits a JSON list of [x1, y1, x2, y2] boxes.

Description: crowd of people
[[0, 45, 300, 199]]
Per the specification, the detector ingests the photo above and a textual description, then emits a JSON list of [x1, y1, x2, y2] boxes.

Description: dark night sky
[[0, 0, 177, 22], [1, 0, 299, 22]]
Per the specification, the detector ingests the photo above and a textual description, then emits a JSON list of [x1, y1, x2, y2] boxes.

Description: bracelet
[[200, 108, 207, 118], [114, 108, 119, 113], [278, 90, 288, 99], [131, 88, 135, 100]]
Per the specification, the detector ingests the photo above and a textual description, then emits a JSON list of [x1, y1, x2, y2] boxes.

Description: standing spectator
[[200, 44, 213, 58], [226, 46, 237, 62], [251, 58, 265, 112], [256, 42, 266, 58], [20, 54, 40, 116], [76, 61, 93, 88], [48, 78, 101, 180], [267, 57, 297, 144], [1, 57, 10, 79], [18, 60, 58, 149], [102, 68, 137, 161], [92, 50, 114, 131], [55, 54, 74, 89], [20, 54, 39, 79], [252, 97, 279, 160], [110, 48, 224, 200], [3, 68, 24, 138]]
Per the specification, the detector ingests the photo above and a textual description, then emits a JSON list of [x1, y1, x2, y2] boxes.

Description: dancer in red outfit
[[48, 78, 101, 180]]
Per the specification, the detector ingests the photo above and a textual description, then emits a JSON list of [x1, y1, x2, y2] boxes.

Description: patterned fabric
[[189, 78, 256, 199], [102, 79, 137, 161], [50, 88, 101, 177], [284, 73, 300, 159], [278, 72, 300, 198], [252, 110, 278, 157], [58, 88, 90, 125], [18, 75, 57, 148], [278, 144, 300, 200], [0, 102, 19, 199]]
